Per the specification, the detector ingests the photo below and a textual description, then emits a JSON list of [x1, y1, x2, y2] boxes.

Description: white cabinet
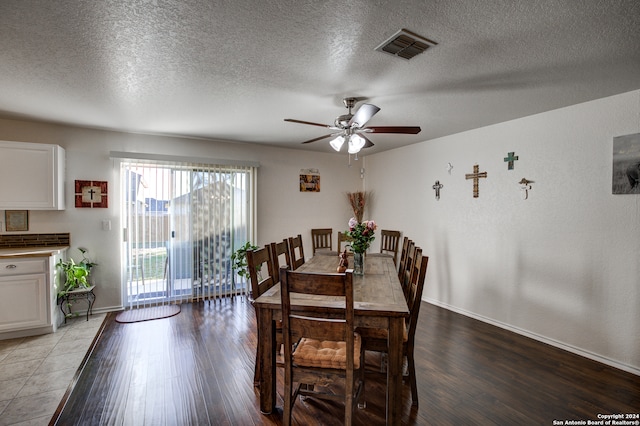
[[0, 252, 65, 338], [0, 258, 49, 332], [0, 140, 65, 210]]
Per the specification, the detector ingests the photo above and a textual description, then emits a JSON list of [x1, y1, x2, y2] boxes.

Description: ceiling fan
[[284, 97, 421, 155]]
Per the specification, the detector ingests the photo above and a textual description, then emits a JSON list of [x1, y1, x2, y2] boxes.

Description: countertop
[[0, 246, 69, 259]]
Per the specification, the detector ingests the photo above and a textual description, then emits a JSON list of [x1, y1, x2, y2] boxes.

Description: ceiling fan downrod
[[335, 97, 357, 129]]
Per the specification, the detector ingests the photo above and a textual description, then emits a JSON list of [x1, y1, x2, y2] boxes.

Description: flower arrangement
[[345, 217, 377, 253]]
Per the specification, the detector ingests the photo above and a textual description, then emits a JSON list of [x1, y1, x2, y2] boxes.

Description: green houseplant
[[56, 247, 97, 298], [231, 241, 258, 284]]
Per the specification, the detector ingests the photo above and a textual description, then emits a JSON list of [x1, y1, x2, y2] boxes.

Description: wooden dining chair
[[269, 239, 291, 284], [379, 229, 401, 265], [287, 234, 305, 269], [337, 231, 354, 254], [311, 228, 334, 255], [246, 245, 281, 386], [358, 248, 429, 407], [279, 266, 365, 426], [400, 240, 417, 300], [397, 237, 410, 279]]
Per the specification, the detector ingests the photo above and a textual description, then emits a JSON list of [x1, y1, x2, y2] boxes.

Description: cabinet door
[[0, 274, 49, 331], [0, 141, 65, 210]]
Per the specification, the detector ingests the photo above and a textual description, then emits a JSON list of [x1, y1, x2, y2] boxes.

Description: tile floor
[[0, 313, 106, 426]]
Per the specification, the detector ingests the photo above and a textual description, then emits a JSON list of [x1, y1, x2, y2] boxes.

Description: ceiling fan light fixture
[[348, 134, 365, 154], [330, 135, 345, 152]]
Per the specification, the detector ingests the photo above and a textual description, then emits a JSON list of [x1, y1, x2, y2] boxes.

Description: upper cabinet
[[0, 141, 65, 210]]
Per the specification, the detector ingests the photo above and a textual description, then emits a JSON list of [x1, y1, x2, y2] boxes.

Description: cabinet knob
[[5, 264, 17, 269]]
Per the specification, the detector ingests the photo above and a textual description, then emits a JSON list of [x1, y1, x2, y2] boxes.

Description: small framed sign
[[75, 180, 108, 208], [300, 168, 320, 192], [5, 210, 29, 232]]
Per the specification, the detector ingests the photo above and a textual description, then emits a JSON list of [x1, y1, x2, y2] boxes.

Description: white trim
[[109, 151, 260, 168], [424, 297, 640, 377]]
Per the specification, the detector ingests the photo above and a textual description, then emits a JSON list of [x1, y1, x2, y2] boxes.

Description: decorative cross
[[446, 162, 453, 174], [465, 164, 488, 198], [518, 178, 532, 200], [432, 180, 443, 200], [504, 151, 519, 170]]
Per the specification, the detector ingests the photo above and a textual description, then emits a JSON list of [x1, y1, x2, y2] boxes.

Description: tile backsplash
[[0, 233, 70, 248]]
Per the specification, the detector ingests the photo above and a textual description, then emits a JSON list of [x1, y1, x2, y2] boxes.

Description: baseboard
[[0, 325, 54, 340], [424, 298, 640, 377], [92, 305, 124, 315]]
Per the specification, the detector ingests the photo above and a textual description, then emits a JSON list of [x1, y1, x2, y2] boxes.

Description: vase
[[353, 252, 365, 275]]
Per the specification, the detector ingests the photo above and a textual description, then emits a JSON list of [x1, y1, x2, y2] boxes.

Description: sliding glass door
[[119, 159, 254, 308]]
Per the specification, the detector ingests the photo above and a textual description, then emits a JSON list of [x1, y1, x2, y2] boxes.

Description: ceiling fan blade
[[361, 134, 375, 148], [301, 134, 335, 144], [366, 126, 421, 134], [284, 118, 332, 128], [349, 103, 380, 127]]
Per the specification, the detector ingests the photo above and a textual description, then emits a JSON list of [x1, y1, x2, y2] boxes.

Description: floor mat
[[115, 304, 181, 323]]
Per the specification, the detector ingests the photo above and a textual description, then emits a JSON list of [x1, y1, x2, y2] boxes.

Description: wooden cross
[[432, 180, 443, 200], [504, 151, 519, 170], [465, 164, 487, 198]]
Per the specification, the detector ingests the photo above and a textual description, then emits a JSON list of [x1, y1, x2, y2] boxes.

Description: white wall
[[3, 90, 638, 374], [0, 119, 362, 312], [366, 89, 640, 374]]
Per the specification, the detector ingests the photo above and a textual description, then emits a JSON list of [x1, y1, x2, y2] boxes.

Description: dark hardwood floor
[[51, 297, 639, 425]]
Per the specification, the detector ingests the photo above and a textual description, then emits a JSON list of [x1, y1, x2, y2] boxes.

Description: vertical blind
[[116, 154, 256, 308]]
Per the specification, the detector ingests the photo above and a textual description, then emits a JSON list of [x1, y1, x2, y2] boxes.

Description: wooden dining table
[[253, 254, 410, 426]]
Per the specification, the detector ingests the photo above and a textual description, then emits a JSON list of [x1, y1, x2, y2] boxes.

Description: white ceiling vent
[[374, 28, 437, 60]]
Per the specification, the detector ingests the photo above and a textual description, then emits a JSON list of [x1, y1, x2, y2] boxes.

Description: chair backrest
[[269, 239, 291, 283], [279, 266, 355, 368], [379, 229, 402, 265], [246, 245, 277, 300], [405, 249, 429, 343], [401, 240, 417, 300], [397, 237, 410, 279], [337, 231, 354, 254], [311, 228, 333, 254], [287, 234, 305, 269]]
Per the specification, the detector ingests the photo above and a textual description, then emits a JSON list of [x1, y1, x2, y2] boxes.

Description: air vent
[[374, 28, 437, 60]]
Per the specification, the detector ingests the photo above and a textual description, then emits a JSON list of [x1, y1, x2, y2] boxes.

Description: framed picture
[[5, 210, 29, 232], [75, 180, 109, 208], [612, 133, 640, 194], [300, 169, 320, 192]]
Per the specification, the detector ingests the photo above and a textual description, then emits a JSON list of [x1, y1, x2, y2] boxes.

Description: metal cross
[[504, 151, 519, 170], [465, 164, 488, 198], [432, 180, 443, 200], [518, 178, 532, 200]]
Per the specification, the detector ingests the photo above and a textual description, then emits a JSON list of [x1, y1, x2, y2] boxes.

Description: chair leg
[[253, 343, 261, 386], [345, 374, 354, 426], [283, 374, 293, 426], [407, 352, 419, 407], [357, 363, 366, 409]]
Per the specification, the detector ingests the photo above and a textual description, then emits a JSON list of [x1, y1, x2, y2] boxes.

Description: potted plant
[[231, 241, 259, 285], [56, 247, 97, 298]]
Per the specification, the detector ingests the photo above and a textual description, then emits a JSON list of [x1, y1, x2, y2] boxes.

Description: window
[[116, 155, 256, 307]]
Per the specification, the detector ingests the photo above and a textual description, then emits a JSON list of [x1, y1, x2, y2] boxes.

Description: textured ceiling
[[0, 0, 639, 155]]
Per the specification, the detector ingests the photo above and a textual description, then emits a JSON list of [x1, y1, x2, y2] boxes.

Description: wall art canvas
[[299, 169, 320, 192], [5, 210, 28, 231], [612, 133, 640, 194], [75, 180, 109, 207]]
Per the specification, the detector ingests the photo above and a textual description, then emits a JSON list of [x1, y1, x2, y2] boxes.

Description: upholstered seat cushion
[[293, 333, 361, 369], [356, 321, 408, 342]]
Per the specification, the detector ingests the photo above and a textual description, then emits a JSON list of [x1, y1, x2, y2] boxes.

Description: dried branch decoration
[[346, 191, 370, 223]]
